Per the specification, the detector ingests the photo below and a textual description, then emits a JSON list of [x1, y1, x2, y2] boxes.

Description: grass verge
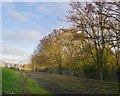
[[2, 67, 22, 94], [0, 67, 2, 95], [2, 67, 49, 95], [33, 72, 119, 94], [24, 73, 49, 94]]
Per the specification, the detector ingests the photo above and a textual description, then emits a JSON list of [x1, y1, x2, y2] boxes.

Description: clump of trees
[[31, 1, 119, 81]]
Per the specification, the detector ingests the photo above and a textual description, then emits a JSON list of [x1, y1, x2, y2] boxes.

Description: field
[[1, 67, 119, 95], [2, 67, 48, 94]]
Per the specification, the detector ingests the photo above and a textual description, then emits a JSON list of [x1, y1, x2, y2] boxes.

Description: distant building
[[0, 60, 6, 67]]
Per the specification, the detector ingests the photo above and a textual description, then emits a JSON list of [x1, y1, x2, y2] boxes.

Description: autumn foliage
[[31, 1, 120, 81]]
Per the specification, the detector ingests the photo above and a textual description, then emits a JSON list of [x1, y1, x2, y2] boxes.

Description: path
[[25, 71, 80, 94], [25, 71, 119, 94], [20, 73, 30, 95]]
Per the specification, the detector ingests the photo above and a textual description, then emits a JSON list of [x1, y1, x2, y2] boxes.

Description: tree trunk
[[99, 67, 103, 80]]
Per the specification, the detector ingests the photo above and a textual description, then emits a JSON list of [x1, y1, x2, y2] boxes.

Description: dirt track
[[25, 71, 80, 94], [25, 71, 119, 95]]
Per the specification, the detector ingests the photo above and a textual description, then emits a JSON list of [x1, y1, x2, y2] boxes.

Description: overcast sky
[[1, 2, 71, 63]]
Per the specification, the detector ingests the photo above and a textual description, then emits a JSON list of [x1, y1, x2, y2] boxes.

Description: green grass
[[2, 67, 48, 94], [2, 67, 119, 94], [55, 75, 119, 94], [35, 72, 119, 94], [0, 67, 2, 95], [2, 67, 22, 94], [25, 74, 49, 94]]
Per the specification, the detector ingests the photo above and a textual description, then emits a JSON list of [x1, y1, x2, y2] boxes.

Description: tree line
[[31, 1, 120, 81]]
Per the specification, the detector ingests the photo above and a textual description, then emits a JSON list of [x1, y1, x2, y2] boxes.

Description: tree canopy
[[31, 1, 120, 81]]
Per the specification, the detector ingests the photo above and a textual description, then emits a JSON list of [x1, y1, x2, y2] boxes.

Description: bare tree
[[67, 1, 119, 80]]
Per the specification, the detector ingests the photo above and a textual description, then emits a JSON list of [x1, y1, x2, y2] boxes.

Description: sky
[[1, 2, 72, 64], [0, 0, 118, 65]]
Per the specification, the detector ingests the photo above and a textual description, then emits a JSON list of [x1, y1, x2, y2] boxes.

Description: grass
[[2, 67, 22, 94], [2, 67, 119, 94], [54, 74, 119, 94], [33, 72, 119, 94], [24, 73, 49, 94], [2, 67, 48, 94], [0, 67, 2, 95], [26, 77, 48, 94]]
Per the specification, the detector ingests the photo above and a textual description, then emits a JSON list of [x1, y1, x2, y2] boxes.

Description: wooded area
[[31, 2, 120, 81]]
